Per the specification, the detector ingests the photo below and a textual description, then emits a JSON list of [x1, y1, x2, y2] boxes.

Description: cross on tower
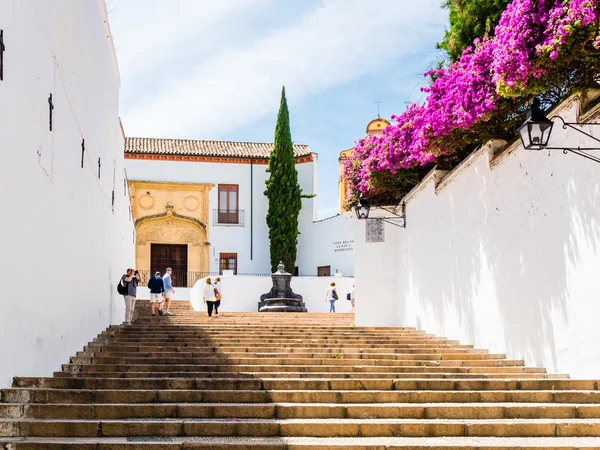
[[375, 99, 382, 118], [0, 30, 5, 81]]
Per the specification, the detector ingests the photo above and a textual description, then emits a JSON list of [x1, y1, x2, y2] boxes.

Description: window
[[219, 253, 237, 275], [218, 184, 239, 224], [317, 266, 331, 277]]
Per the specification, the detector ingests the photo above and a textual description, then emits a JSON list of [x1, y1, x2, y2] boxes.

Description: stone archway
[[135, 215, 209, 287]]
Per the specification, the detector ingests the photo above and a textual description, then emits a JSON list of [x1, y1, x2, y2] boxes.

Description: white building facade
[[125, 138, 355, 280], [0, 0, 134, 387]]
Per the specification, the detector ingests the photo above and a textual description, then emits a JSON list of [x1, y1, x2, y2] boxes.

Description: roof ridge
[[126, 136, 310, 147], [124, 136, 313, 159]]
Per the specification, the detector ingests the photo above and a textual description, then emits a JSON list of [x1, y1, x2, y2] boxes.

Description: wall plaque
[[333, 240, 354, 253], [365, 219, 385, 243]]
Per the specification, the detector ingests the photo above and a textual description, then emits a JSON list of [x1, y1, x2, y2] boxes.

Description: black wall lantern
[[354, 195, 370, 219], [354, 195, 406, 228], [519, 98, 600, 163]]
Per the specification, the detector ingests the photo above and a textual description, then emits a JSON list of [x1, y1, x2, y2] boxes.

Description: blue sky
[[108, 0, 448, 218]]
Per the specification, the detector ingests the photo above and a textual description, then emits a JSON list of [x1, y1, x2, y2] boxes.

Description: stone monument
[[258, 262, 307, 312]]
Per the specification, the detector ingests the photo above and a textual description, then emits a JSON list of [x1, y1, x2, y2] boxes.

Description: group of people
[[325, 282, 355, 313], [147, 268, 176, 317], [119, 267, 176, 325]]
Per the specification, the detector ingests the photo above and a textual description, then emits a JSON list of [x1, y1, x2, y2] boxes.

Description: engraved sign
[[365, 219, 384, 243], [333, 240, 354, 253]]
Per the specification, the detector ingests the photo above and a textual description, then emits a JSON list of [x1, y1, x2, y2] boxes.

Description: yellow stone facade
[[338, 118, 390, 213], [128, 181, 213, 282]]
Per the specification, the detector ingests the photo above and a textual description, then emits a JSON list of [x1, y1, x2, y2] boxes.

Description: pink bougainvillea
[[344, 0, 600, 201]]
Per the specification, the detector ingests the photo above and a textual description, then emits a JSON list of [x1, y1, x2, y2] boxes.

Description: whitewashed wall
[[355, 95, 600, 377], [125, 158, 317, 275], [189, 275, 355, 313], [297, 212, 355, 276], [0, 0, 134, 387]]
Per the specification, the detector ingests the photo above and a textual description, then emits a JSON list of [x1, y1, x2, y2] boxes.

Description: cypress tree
[[264, 86, 302, 273]]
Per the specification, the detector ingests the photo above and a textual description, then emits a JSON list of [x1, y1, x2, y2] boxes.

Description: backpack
[[346, 292, 351, 301], [117, 278, 128, 295], [332, 289, 338, 300]]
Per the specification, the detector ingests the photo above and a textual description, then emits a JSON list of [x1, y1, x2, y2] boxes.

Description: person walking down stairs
[[325, 281, 338, 313], [202, 277, 218, 318]]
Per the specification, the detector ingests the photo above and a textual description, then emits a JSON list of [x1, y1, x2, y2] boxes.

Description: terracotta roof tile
[[125, 137, 312, 159]]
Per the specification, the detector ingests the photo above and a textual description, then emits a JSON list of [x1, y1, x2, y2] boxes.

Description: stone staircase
[[1, 300, 600, 448]]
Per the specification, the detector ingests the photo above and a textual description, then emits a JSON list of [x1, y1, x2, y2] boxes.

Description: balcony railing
[[213, 209, 244, 227]]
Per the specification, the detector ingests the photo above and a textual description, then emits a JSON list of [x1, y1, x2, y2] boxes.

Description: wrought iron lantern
[[518, 98, 553, 150], [354, 195, 406, 228], [518, 98, 600, 163], [354, 195, 371, 219]]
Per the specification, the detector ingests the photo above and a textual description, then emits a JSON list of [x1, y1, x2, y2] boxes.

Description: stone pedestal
[[259, 262, 307, 312]]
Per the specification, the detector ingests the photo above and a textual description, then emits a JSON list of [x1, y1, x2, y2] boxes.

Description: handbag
[[346, 292, 351, 301], [214, 287, 222, 301]]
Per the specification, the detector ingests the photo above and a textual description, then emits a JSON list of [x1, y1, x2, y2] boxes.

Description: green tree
[[264, 87, 302, 273], [437, 0, 510, 62]]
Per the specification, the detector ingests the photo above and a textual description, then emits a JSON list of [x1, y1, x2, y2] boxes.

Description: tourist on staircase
[[161, 267, 174, 316], [350, 282, 356, 313], [202, 277, 218, 318], [120, 268, 139, 325], [325, 281, 338, 313], [214, 277, 222, 317], [148, 271, 165, 316]]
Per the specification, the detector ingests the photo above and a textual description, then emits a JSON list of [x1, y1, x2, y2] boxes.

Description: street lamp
[[354, 195, 406, 228], [518, 98, 600, 163], [518, 98, 553, 150], [354, 195, 371, 219]]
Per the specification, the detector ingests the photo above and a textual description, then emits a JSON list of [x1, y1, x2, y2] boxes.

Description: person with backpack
[[118, 268, 140, 325], [148, 271, 165, 316], [324, 281, 338, 313], [202, 277, 218, 318]]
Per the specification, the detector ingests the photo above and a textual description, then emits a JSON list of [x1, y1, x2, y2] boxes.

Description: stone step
[[84, 347, 484, 355], [3, 418, 600, 438], [52, 371, 562, 379], [88, 344, 477, 351], [12, 378, 590, 391], [70, 354, 511, 365], [3, 436, 600, 449], [5, 402, 600, 420], [61, 364, 544, 374], [65, 358, 527, 369], [4, 389, 600, 404]]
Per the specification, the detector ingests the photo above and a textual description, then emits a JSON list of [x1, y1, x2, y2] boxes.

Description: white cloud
[[114, 0, 446, 138]]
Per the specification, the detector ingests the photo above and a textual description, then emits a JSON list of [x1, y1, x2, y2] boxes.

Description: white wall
[[125, 158, 317, 275], [0, 0, 134, 387], [355, 95, 600, 377], [190, 275, 354, 313], [297, 212, 355, 276]]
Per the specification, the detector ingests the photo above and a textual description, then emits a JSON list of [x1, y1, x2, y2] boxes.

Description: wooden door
[[151, 244, 188, 287]]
